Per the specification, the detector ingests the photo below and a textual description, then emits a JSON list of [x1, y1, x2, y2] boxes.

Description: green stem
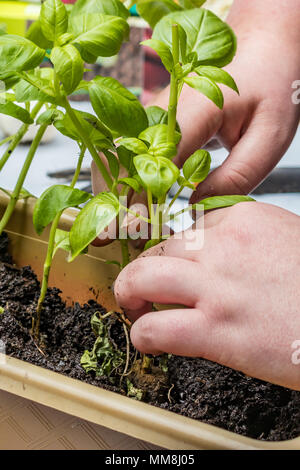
[[120, 239, 130, 269], [0, 122, 48, 236], [167, 24, 180, 144], [32, 145, 86, 340], [0, 101, 43, 172], [0, 135, 14, 147], [62, 97, 113, 190], [166, 184, 184, 215], [33, 145, 86, 338]]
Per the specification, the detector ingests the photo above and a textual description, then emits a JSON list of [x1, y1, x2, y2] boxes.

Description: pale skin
[[93, 0, 300, 389]]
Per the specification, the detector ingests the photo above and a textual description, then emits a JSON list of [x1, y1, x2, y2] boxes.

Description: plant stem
[[33, 145, 86, 338], [62, 97, 113, 190], [0, 135, 14, 147], [167, 24, 180, 144], [0, 122, 48, 236], [120, 239, 130, 269], [166, 184, 184, 214], [0, 101, 43, 172]]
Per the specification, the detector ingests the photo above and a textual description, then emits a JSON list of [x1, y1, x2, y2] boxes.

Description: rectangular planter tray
[[0, 193, 299, 450]]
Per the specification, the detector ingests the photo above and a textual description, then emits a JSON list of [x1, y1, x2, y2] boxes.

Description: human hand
[[150, 0, 300, 203], [114, 202, 300, 391]]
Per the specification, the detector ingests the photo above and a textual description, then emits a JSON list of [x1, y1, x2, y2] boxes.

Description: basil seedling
[[0, 0, 254, 343]]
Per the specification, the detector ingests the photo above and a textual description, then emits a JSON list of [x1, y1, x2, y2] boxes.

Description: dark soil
[[0, 233, 299, 442]]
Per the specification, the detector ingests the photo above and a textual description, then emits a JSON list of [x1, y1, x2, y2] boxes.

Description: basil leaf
[[137, 0, 182, 29], [0, 102, 33, 124], [70, 0, 129, 20], [103, 150, 120, 180], [134, 154, 179, 198], [179, 0, 206, 8], [117, 146, 135, 176], [33, 185, 91, 235], [53, 229, 71, 256], [194, 195, 255, 212], [118, 138, 149, 155], [139, 124, 181, 148], [118, 177, 142, 193], [36, 108, 64, 126], [14, 69, 56, 104], [183, 149, 211, 183], [54, 109, 113, 148], [184, 75, 224, 109], [69, 13, 129, 60], [153, 8, 237, 68], [40, 0, 68, 41], [141, 39, 174, 72], [195, 65, 239, 93], [0, 35, 45, 78], [145, 105, 181, 132], [69, 192, 120, 260], [26, 20, 53, 49], [51, 44, 84, 95], [151, 142, 177, 159], [89, 76, 148, 137]]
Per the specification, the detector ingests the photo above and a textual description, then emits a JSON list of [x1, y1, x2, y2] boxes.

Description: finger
[[173, 86, 223, 167], [190, 112, 290, 204], [114, 256, 208, 321], [130, 308, 234, 360]]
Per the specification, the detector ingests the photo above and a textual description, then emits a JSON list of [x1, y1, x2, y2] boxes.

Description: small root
[[168, 383, 175, 403]]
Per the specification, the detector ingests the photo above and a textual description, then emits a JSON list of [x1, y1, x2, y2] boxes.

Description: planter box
[[0, 193, 299, 450]]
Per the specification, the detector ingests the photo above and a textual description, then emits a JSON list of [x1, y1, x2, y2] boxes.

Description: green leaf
[[145, 105, 181, 133], [117, 146, 135, 176], [0, 101, 33, 124], [146, 106, 168, 127], [103, 150, 120, 180], [26, 20, 53, 49], [0, 35, 45, 79], [139, 124, 181, 149], [53, 229, 71, 257], [151, 142, 177, 159], [40, 0, 68, 41], [184, 75, 224, 109], [137, 0, 182, 29], [69, 13, 129, 61], [195, 65, 239, 93], [179, 0, 206, 8], [118, 138, 149, 155], [89, 76, 148, 137], [194, 195, 255, 212], [70, 0, 129, 19], [134, 154, 179, 198], [36, 108, 64, 126], [33, 185, 91, 235], [141, 39, 173, 72], [183, 149, 211, 183], [14, 68, 56, 104], [54, 109, 113, 148], [118, 177, 142, 193], [69, 192, 120, 260], [153, 8, 237, 68], [51, 44, 84, 95]]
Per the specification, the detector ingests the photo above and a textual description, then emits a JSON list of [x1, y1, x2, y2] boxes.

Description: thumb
[[190, 114, 287, 204]]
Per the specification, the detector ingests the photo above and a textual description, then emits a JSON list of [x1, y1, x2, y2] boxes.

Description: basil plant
[[0, 0, 253, 340]]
